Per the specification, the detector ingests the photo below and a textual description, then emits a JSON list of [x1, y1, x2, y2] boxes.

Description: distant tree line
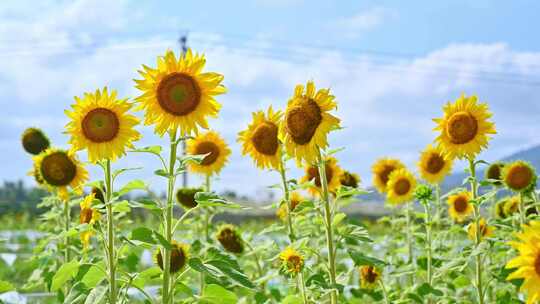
[[0, 180, 48, 216]]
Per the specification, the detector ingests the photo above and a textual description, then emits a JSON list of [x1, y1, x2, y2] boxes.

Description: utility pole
[[179, 34, 188, 188]]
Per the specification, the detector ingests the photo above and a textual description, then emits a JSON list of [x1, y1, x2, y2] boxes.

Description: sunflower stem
[[316, 149, 338, 304], [379, 280, 390, 304], [519, 192, 526, 226], [423, 200, 433, 299], [405, 201, 414, 285], [469, 158, 484, 304], [298, 272, 309, 304], [162, 130, 179, 304], [279, 157, 296, 242], [104, 159, 117, 304], [63, 199, 70, 263]]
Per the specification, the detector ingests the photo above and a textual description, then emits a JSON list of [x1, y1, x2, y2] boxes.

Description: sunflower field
[[3, 48, 540, 304]]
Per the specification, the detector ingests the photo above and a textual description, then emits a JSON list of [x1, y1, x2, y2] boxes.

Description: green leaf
[[417, 282, 443, 297], [112, 200, 131, 213], [81, 262, 106, 288], [200, 284, 238, 304], [340, 224, 372, 243], [131, 145, 162, 156], [129, 199, 162, 211], [117, 179, 148, 196], [84, 286, 107, 304], [153, 231, 172, 250], [281, 295, 303, 304], [133, 267, 162, 289], [178, 154, 208, 166], [51, 260, 79, 291], [112, 167, 142, 181], [154, 169, 169, 178], [195, 192, 244, 209], [0, 280, 14, 293], [205, 259, 255, 289], [130, 227, 157, 244], [348, 250, 386, 267], [332, 212, 347, 226]]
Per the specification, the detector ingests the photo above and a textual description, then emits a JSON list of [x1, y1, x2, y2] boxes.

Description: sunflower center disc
[[251, 122, 279, 155], [218, 229, 243, 253], [307, 164, 333, 187], [454, 197, 468, 213], [40, 152, 77, 186], [195, 141, 220, 166], [394, 179, 411, 196], [80, 208, 93, 224], [287, 255, 302, 272], [507, 165, 532, 190], [157, 73, 201, 116], [82, 108, 120, 143], [446, 111, 478, 144], [285, 99, 322, 145], [380, 165, 396, 185], [170, 245, 187, 273], [425, 153, 445, 174], [487, 164, 502, 181], [364, 267, 377, 283]]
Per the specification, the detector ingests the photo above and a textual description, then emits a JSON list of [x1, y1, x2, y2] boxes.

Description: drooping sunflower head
[[495, 198, 508, 219], [371, 158, 405, 193], [91, 183, 106, 203], [176, 187, 204, 209], [276, 191, 305, 220], [433, 94, 496, 159], [386, 168, 416, 205], [300, 156, 343, 196], [359, 265, 381, 289], [340, 170, 361, 188], [279, 81, 340, 164], [135, 49, 226, 136], [155, 241, 189, 273], [238, 106, 282, 170], [65, 87, 141, 163], [468, 218, 494, 242], [33, 148, 88, 198], [216, 224, 244, 254], [187, 131, 231, 176], [21, 128, 50, 155], [279, 247, 304, 276], [447, 191, 474, 223], [417, 144, 453, 184], [79, 194, 101, 248], [502, 161, 537, 193], [485, 162, 505, 186], [503, 196, 521, 217]]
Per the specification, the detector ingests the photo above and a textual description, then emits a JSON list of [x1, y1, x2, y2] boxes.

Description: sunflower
[[21, 127, 50, 155], [467, 218, 494, 241], [155, 241, 189, 273], [279, 247, 304, 275], [495, 199, 508, 219], [371, 158, 405, 193], [447, 191, 474, 223], [485, 162, 505, 186], [503, 196, 521, 217], [238, 106, 282, 170], [79, 194, 101, 248], [417, 144, 453, 184], [91, 183, 106, 203], [433, 94, 496, 159], [33, 148, 88, 200], [216, 224, 244, 254], [176, 187, 204, 209], [279, 81, 340, 164], [359, 265, 381, 289], [502, 161, 537, 193], [300, 156, 343, 196], [340, 170, 361, 188], [506, 221, 540, 304], [65, 87, 141, 163], [186, 131, 231, 176], [386, 168, 417, 205], [276, 191, 305, 220], [135, 49, 226, 136]]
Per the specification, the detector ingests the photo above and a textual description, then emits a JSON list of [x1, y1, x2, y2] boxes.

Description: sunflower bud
[[216, 224, 244, 254], [340, 170, 360, 188], [21, 128, 50, 155], [485, 162, 505, 186], [176, 187, 203, 209], [155, 241, 189, 273]]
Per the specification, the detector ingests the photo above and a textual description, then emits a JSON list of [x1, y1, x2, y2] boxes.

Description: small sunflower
[[359, 265, 381, 289], [495, 199, 508, 219], [386, 168, 416, 205], [506, 221, 540, 304], [340, 170, 361, 188], [447, 191, 474, 223], [91, 184, 106, 203], [468, 218, 494, 241], [371, 158, 405, 193], [279, 247, 304, 276], [276, 191, 305, 220], [135, 49, 226, 136], [300, 156, 343, 196], [33, 148, 88, 199], [155, 241, 189, 273], [238, 106, 282, 170], [485, 162, 505, 186], [65, 87, 141, 163], [216, 224, 244, 254], [186, 131, 231, 176], [279, 81, 340, 164], [503, 196, 521, 217], [21, 127, 50, 155], [79, 194, 101, 248], [176, 187, 203, 209], [502, 161, 537, 193], [433, 94, 496, 159], [417, 144, 453, 184]]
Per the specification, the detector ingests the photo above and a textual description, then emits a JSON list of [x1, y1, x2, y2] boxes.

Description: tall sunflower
[[186, 131, 231, 176], [135, 49, 226, 136], [279, 81, 340, 164], [300, 156, 343, 196], [433, 94, 496, 159], [506, 221, 540, 304], [417, 144, 453, 184], [65, 87, 141, 163], [33, 148, 88, 200], [502, 161, 537, 193], [79, 194, 101, 248], [447, 191, 474, 223], [371, 158, 405, 193], [238, 106, 282, 170], [386, 168, 416, 205]]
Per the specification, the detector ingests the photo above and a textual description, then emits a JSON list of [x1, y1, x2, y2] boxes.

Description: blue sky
[[1, 0, 540, 199]]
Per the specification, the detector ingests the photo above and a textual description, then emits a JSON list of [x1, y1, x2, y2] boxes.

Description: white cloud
[[332, 7, 395, 39]]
